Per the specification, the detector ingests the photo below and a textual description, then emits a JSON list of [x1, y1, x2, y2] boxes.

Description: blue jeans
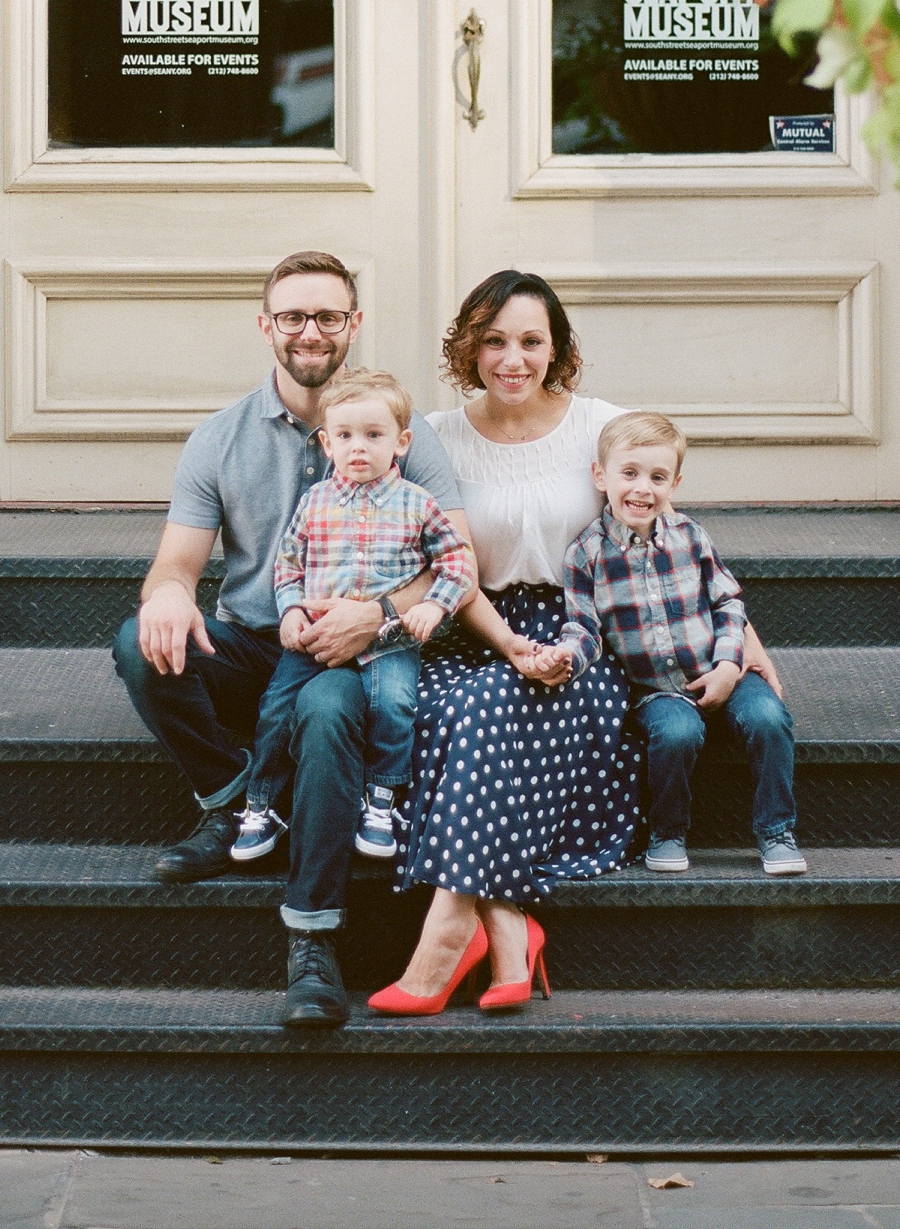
[[247, 645, 420, 811], [112, 615, 366, 927], [632, 671, 796, 841]]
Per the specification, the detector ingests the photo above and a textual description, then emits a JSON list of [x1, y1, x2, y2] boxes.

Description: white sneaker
[[230, 807, 287, 861], [355, 796, 398, 858], [759, 832, 807, 875]]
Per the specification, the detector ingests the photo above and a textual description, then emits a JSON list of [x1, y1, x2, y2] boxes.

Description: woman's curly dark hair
[[441, 270, 582, 396]]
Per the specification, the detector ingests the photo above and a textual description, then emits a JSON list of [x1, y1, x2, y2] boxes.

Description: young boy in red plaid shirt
[[231, 369, 475, 862], [536, 410, 805, 876]]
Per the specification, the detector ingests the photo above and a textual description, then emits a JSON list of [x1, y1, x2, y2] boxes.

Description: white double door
[[1, 0, 894, 501]]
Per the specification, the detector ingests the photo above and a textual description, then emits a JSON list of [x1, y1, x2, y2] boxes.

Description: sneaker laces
[[238, 807, 277, 835], [762, 832, 799, 852], [362, 805, 394, 833]]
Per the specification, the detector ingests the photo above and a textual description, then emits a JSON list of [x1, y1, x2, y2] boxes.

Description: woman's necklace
[[482, 409, 539, 442]]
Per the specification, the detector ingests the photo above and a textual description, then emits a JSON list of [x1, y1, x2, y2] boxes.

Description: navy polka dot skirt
[[395, 583, 643, 902]]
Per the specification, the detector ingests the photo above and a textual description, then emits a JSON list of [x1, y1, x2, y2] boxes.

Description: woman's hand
[[742, 622, 783, 698], [506, 637, 573, 686]]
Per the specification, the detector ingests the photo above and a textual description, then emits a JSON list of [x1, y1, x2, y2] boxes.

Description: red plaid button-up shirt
[[274, 465, 475, 659]]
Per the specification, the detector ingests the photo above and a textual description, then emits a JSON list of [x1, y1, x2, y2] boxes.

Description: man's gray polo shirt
[[168, 370, 463, 630]]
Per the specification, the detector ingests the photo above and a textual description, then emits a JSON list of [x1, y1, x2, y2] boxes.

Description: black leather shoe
[[153, 806, 239, 883], [282, 933, 349, 1027]]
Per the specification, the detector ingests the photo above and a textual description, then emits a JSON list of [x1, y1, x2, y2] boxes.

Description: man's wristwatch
[[376, 596, 404, 645]]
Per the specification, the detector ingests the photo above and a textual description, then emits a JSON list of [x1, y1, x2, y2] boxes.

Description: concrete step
[[0, 646, 896, 847], [0, 507, 897, 647], [1, 844, 898, 992], [0, 985, 898, 1149]]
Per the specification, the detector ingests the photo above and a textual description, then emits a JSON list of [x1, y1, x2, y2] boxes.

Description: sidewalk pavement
[[4, 1150, 900, 1229]]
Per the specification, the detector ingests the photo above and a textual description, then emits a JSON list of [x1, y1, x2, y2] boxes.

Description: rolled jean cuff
[[195, 749, 251, 811], [280, 905, 345, 932], [756, 819, 796, 840]]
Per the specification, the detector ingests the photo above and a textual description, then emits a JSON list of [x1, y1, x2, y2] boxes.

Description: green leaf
[[772, 0, 834, 51], [804, 26, 866, 85], [883, 3, 900, 33], [843, 0, 890, 34]]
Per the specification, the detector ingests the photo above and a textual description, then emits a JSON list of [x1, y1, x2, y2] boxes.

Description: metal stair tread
[[0, 985, 898, 1054], [1, 843, 898, 908], [685, 506, 900, 577], [0, 507, 896, 572], [0, 646, 897, 760]]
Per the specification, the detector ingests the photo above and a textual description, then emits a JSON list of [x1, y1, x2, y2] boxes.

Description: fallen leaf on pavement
[[491, 1176, 507, 1183], [648, 1173, 694, 1189], [586, 1154, 608, 1164]]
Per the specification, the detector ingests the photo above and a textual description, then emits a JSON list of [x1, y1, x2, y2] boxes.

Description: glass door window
[[49, 0, 335, 147], [552, 0, 834, 154]]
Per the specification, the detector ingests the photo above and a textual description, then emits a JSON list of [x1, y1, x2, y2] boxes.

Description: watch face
[[378, 616, 405, 645]]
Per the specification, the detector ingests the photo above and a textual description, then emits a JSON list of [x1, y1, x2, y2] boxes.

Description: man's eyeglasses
[[270, 310, 353, 336]]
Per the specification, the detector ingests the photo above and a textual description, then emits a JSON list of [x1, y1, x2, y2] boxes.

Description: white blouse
[[427, 395, 627, 590]]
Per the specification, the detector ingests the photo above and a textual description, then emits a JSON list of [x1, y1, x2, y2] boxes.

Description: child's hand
[[280, 606, 311, 650], [533, 643, 574, 686], [508, 639, 573, 686], [401, 600, 445, 643], [685, 660, 740, 710]]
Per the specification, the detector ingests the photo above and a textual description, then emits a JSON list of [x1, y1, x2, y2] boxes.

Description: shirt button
[[306, 467, 315, 475], [650, 593, 659, 601], [352, 588, 361, 596], [667, 657, 675, 666], [357, 552, 364, 560]]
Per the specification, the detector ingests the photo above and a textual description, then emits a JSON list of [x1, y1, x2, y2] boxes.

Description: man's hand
[[685, 660, 740, 711], [279, 606, 312, 651], [298, 597, 382, 666], [402, 600, 445, 643], [138, 580, 215, 676]]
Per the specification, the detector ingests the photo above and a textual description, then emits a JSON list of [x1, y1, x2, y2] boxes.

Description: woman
[[370, 270, 779, 1014], [368, 270, 643, 1014]]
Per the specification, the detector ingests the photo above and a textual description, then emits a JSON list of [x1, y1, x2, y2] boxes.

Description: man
[[113, 251, 468, 1028]]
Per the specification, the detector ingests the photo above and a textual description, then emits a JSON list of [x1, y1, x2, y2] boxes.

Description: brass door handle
[[460, 9, 485, 130]]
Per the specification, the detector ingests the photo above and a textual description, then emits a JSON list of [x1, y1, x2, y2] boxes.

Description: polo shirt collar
[[332, 464, 403, 506], [258, 370, 323, 443]]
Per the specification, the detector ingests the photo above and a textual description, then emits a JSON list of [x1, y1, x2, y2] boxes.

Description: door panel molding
[[511, 0, 878, 199], [4, 259, 375, 440], [538, 263, 879, 443], [5, 0, 376, 191]]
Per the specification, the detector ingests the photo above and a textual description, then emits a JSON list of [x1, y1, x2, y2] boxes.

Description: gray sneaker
[[645, 834, 689, 872], [759, 832, 807, 875]]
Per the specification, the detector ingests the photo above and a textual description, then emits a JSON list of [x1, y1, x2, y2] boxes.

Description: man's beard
[[275, 335, 350, 389]]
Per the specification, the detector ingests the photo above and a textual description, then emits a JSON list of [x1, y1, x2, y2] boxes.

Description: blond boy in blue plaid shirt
[[536, 411, 806, 877]]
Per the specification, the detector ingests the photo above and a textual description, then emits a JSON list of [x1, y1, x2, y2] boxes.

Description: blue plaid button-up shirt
[[560, 507, 745, 704]]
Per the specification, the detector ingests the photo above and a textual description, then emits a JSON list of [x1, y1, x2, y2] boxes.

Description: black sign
[[49, 0, 334, 147], [769, 114, 836, 152]]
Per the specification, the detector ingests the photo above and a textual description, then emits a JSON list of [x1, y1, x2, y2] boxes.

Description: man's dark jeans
[[633, 671, 796, 842], [112, 616, 364, 927]]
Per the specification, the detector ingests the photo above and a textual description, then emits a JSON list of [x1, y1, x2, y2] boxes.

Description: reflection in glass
[[49, 0, 334, 148], [553, 0, 833, 154]]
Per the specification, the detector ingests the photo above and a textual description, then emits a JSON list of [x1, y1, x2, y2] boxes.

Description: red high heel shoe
[[478, 913, 551, 1010], [367, 919, 488, 1016]]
